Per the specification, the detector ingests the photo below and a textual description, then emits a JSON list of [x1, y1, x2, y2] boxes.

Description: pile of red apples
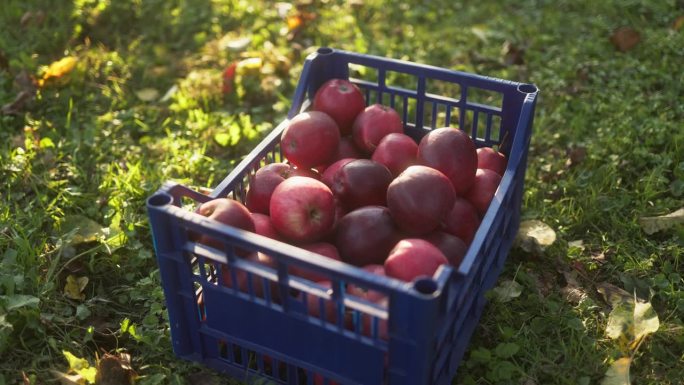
[[195, 78, 507, 313]]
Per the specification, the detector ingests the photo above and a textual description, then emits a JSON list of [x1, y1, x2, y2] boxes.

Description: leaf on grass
[[501, 41, 525, 66], [638, 207, 684, 234], [596, 282, 633, 307], [95, 353, 136, 385], [601, 357, 631, 385], [20, 12, 33, 27], [605, 303, 634, 340], [64, 275, 88, 301], [134, 88, 159, 102], [610, 27, 641, 52], [565, 146, 587, 167], [39, 56, 77, 86], [560, 271, 587, 304], [492, 280, 522, 302], [605, 294, 659, 353], [631, 300, 660, 347], [61, 215, 105, 245], [515, 220, 556, 254], [673, 15, 684, 31], [1, 90, 35, 115], [568, 239, 585, 250], [21, 10, 46, 27]]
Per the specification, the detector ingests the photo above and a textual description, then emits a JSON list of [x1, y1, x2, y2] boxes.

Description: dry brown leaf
[[592, 251, 607, 264], [22, 371, 30, 385], [20, 11, 33, 27], [673, 15, 684, 31], [0, 50, 8, 72], [33, 10, 46, 25], [610, 27, 641, 52], [560, 271, 587, 304], [95, 353, 136, 385], [596, 282, 633, 307], [1, 70, 37, 115], [1, 90, 35, 115], [565, 146, 587, 167], [502, 41, 525, 66]]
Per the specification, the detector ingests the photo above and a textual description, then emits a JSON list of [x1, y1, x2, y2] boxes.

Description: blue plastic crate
[[146, 47, 538, 385]]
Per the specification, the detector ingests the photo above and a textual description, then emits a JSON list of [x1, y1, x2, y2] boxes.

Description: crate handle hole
[[517, 83, 538, 94], [317, 47, 333, 55], [413, 277, 438, 296], [148, 193, 173, 207]]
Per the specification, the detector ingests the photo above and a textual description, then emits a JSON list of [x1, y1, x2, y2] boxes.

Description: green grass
[[1, 0, 683, 384]]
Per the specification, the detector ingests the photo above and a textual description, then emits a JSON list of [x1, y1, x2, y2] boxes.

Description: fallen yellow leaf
[[39, 56, 77, 86], [601, 357, 631, 385], [64, 275, 89, 301]]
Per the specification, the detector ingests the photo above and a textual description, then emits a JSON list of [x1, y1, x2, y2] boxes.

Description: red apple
[[290, 166, 321, 179], [421, 231, 468, 267], [335, 206, 402, 266], [442, 197, 480, 245], [371, 133, 418, 177], [313, 79, 366, 136], [281, 111, 340, 169], [464, 168, 502, 217], [251, 213, 283, 241], [196, 198, 255, 252], [477, 147, 507, 176], [360, 297, 389, 340], [321, 158, 357, 189], [417, 127, 478, 195], [347, 264, 387, 303], [334, 136, 365, 161], [331, 159, 392, 210], [290, 242, 342, 282], [221, 252, 275, 297], [384, 239, 449, 282], [386, 165, 456, 235], [352, 104, 403, 154], [269, 176, 335, 243], [246, 163, 290, 215]]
